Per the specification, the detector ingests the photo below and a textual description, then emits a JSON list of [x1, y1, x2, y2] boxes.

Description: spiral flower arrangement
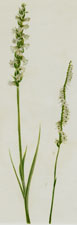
[[9, 3, 30, 86], [49, 61, 73, 223]]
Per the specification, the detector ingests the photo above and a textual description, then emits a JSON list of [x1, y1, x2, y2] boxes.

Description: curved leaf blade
[[9, 150, 24, 197], [26, 126, 41, 197]]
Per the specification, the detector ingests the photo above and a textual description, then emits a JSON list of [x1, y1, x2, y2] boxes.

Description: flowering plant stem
[[49, 146, 60, 223], [49, 61, 73, 223], [9, 83, 41, 223], [17, 86, 30, 223], [17, 86, 22, 162], [9, 3, 41, 223]]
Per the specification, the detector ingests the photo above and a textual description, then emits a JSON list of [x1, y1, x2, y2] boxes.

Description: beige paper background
[[0, 0, 77, 223]]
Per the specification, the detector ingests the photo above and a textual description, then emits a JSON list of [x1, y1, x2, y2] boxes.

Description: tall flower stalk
[[49, 61, 73, 223], [9, 3, 41, 223]]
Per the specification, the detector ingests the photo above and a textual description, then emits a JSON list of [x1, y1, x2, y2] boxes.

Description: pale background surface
[[0, 0, 77, 223]]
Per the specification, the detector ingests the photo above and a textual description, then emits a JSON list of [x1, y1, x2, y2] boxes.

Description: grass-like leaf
[[9, 150, 24, 197], [23, 127, 41, 224], [26, 126, 41, 198], [19, 146, 27, 182]]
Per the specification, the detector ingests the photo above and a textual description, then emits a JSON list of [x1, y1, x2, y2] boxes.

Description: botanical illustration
[[9, 2, 73, 223], [0, 0, 77, 224]]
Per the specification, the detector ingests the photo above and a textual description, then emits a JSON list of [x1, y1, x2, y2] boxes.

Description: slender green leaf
[[19, 146, 27, 181], [9, 150, 24, 197], [22, 146, 27, 166], [26, 126, 41, 197]]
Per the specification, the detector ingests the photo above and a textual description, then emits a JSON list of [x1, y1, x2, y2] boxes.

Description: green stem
[[24, 196, 31, 223], [17, 86, 22, 162], [17, 86, 31, 223], [49, 146, 60, 224]]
